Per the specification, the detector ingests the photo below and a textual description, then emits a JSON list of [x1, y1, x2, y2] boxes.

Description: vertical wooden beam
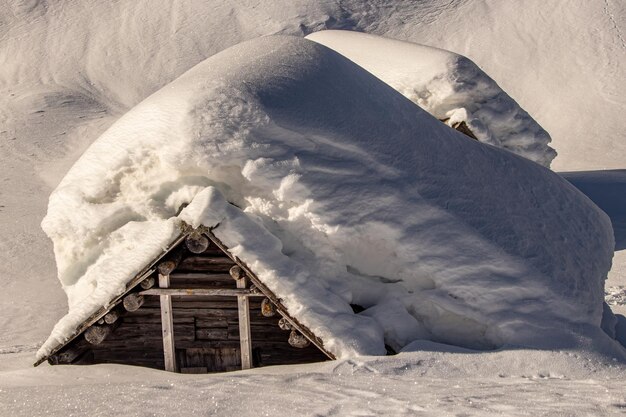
[[159, 273, 177, 372], [236, 276, 253, 369]]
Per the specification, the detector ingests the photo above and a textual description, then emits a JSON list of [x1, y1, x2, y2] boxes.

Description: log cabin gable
[[36, 224, 334, 373]]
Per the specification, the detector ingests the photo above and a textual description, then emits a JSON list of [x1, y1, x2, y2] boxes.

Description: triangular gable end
[[36, 224, 334, 372]]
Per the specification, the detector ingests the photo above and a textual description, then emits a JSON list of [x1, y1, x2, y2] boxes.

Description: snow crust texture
[[39, 36, 618, 360], [307, 31, 556, 167]]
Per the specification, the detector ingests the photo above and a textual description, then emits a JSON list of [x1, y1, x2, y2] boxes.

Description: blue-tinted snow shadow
[[561, 170, 626, 251]]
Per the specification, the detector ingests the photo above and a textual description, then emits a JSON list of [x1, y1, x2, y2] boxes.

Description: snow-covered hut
[[35, 35, 623, 371], [36, 222, 333, 372]]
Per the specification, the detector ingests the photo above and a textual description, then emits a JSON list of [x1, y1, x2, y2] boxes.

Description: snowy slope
[[2, 1, 623, 169]]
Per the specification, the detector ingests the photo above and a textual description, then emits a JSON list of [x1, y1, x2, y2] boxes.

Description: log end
[[123, 293, 144, 312], [288, 329, 310, 349], [261, 298, 277, 317], [84, 325, 112, 345], [278, 317, 293, 331], [229, 265, 246, 281], [140, 276, 156, 290], [186, 232, 209, 254]]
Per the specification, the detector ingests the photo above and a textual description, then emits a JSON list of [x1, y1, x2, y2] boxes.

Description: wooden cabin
[[35, 226, 333, 373]]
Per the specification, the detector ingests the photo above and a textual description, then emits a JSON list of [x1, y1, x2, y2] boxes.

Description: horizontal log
[[170, 272, 235, 281], [121, 316, 195, 325], [228, 327, 288, 342], [169, 282, 237, 290], [140, 288, 264, 297], [112, 323, 194, 334], [99, 331, 195, 345], [100, 334, 195, 345], [178, 256, 234, 267], [88, 338, 325, 361], [116, 307, 160, 317], [90, 348, 167, 358], [163, 300, 240, 310], [195, 328, 229, 340], [195, 317, 230, 328], [126, 307, 238, 321], [181, 248, 224, 258], [90, 354, 165, 369], [143, 294, 263, 305]]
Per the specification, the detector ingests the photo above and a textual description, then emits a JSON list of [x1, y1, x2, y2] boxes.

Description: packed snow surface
[[306, 31, 556, 167], [4, 346, 626, 417], [38, 36, 621, 361]]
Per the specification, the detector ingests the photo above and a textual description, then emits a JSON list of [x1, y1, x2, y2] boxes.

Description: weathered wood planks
[[49, 234, 330, 372]]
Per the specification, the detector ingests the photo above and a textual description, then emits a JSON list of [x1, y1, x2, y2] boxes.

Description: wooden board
[[159, 273, 177, 372]]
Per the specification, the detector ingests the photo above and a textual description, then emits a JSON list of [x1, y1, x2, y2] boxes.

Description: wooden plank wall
[[55, 240, 327, 372]]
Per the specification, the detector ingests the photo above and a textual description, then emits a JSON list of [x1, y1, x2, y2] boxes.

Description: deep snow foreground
[[306, 31, 556, 167], [39, 36, 621, 361], [4, 345, 626, 417]]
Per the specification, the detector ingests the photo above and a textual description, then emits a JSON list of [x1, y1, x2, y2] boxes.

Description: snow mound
[[307, 31, 556, 167], [38, 35, 617, 360]]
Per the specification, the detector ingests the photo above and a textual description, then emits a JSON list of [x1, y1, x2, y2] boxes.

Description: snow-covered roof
[[306, 31, 556, 167], [38, 35, 615, 361]]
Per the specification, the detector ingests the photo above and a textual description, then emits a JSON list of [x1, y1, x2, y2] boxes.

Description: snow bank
[[307, 31, 556, 167], [38, 35, 616, 360]]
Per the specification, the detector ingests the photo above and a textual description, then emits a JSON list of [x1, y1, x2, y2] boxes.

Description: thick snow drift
[[38, 36, 617, 360], [306, 31, 556, 167]]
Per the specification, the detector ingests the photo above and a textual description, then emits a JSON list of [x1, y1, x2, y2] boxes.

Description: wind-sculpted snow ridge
[[307, 31, 556, 167], [38, 36, 621, 360]]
